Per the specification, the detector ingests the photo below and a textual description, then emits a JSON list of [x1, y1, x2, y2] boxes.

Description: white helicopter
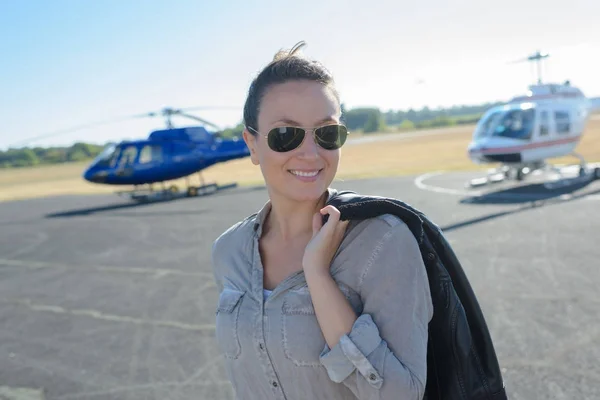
[[466, 50, 600, 185]]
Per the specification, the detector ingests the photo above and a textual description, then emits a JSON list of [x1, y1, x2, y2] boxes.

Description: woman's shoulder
[[337, 213, 420, 273], [335, 213, 428, 297], [347, 212, 415, 246], [212, 212, 258, 259]]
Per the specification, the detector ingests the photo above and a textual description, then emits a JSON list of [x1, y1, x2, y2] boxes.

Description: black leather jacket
[[326, 189, 508, 400]]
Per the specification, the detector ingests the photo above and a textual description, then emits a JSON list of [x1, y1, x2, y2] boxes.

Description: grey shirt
[[211, 188, 434, 400]]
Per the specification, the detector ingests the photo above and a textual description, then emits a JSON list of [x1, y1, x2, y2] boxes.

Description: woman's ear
[[242, 128, 260, 165]]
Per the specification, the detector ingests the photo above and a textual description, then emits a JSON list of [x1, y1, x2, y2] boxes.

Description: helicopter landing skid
[[466, 162, 551, 188], [117, 182, 238, 202], [181, 182, 238, 198], [466, 159, 600, 190], [466, 166, 509, 188]]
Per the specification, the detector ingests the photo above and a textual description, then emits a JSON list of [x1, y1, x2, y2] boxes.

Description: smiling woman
[[244, 79, 347, 203], [210, 41, 433, 400], [242, 41, 347, 205]]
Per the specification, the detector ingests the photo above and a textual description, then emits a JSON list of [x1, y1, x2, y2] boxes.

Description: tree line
[[0, 142, 106, 169], [1, 102, 500, 169], [219, 101, 501, 138]]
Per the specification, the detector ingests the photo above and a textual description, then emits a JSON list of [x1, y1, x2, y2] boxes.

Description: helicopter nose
[[467, 142, 484, 162], [83, 168, 108, 183]]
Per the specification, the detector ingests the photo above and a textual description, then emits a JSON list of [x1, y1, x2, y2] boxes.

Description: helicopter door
[[538, 110, 550, 138], [554, 110, 571, 135], [115, 145, 138, 177]]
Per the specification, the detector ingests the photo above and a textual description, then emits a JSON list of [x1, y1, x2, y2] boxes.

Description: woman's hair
[[243, 41, 341, 132]]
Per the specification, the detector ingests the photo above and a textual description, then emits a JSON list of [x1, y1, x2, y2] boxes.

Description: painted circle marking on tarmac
[[414, 171, 483, 197], [414, 166, 600, 202]]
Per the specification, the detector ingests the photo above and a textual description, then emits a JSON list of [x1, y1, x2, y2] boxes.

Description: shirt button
[[259, 343, 264, 350], [369, 373, 377, 381], [272, 381, 278, 387]]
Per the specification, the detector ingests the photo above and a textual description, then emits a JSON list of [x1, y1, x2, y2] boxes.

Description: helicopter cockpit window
[[139, 145, 163, 164], [117, 146, 138, 168], [93, 144, 119, 167], [474, 110, 502, 138], [492, 108, 535, 140]]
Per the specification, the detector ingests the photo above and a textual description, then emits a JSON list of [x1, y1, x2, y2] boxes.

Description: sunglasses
[[246, 124, 349, 152]]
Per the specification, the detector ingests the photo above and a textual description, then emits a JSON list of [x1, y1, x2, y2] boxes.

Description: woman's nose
[[297, 130, 319, 157]]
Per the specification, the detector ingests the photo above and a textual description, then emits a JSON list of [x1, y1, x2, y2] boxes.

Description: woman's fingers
[[320, 206, 341, 223], [318, 206, 350, 242], [320, 206, 341, 233]]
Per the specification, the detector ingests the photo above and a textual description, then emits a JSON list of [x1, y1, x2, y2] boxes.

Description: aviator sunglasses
[[246, 123, 349, 152]]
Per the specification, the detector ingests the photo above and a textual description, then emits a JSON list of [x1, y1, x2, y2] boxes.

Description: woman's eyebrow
[[271, 116, 337, 126]]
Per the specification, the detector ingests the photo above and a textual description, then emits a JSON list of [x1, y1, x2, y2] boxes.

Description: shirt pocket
[[281, 287, 326, 367], [215, 287, 245, 360]]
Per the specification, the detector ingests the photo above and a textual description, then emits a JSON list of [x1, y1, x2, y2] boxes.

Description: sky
[[2, 0, 600, 150]]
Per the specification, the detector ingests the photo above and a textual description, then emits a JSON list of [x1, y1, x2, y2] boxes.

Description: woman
[[211, 41, 433, 400]]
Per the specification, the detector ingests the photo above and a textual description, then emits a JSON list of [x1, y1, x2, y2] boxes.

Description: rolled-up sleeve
[[319, 220, 434, 400], [319, 314, 384, 386]]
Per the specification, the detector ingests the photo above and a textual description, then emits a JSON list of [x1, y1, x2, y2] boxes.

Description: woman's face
[[243, 79, 342, 204]]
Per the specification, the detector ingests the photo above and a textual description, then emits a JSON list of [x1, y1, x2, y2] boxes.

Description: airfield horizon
[[1, 121, 600, 203]]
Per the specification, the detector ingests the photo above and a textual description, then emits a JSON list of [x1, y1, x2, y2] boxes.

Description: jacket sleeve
[[319, 220, 434, 400]]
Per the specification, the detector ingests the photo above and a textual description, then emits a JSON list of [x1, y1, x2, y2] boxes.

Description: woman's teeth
[[290, 170, 319, 177]]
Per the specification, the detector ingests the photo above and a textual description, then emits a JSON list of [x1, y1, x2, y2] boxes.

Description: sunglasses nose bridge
[[296, 128, 320, 155]]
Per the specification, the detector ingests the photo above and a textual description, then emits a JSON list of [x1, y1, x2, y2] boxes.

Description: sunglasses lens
[[266, 124, 348, 152], [267, 127, 306, 152], [315, 124, 348, 150]]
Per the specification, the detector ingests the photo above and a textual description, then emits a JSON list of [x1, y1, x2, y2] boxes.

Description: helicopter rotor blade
[[506, 42, 588, 65], [10, 105, 236, 148], [8, 114, 149, 148], [507, 52, 550, 65], [507, 56, 533, 64], [175, 111, 222, 130], [178, 105, 240, 112]]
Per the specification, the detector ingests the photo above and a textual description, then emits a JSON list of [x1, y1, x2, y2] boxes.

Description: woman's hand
[[302, 206, 356, 349], [302, 205, 349, 275]]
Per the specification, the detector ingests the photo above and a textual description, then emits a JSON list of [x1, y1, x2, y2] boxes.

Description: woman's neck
[[265, 191, 328, 242]]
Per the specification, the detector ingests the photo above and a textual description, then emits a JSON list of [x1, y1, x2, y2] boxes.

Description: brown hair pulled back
[[243, 41, 341, 132]]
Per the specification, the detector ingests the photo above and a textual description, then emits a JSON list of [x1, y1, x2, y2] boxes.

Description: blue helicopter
[[80, 107, 251, 201]]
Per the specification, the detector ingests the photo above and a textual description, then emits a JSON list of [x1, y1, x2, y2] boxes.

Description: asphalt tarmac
[[1, 168, 599, 400]]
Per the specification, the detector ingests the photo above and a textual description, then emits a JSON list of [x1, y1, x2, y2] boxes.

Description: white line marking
[[414, 171, 482, 196], [414, 164, 600, 199], [0, 258, 212, 279], [54, 379, 232, 400], [0, 386, 45, 400], [0, 297, 216, 333]]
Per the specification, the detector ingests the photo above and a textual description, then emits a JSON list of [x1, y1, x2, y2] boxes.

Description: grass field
[[1, 119, 600, 203]]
